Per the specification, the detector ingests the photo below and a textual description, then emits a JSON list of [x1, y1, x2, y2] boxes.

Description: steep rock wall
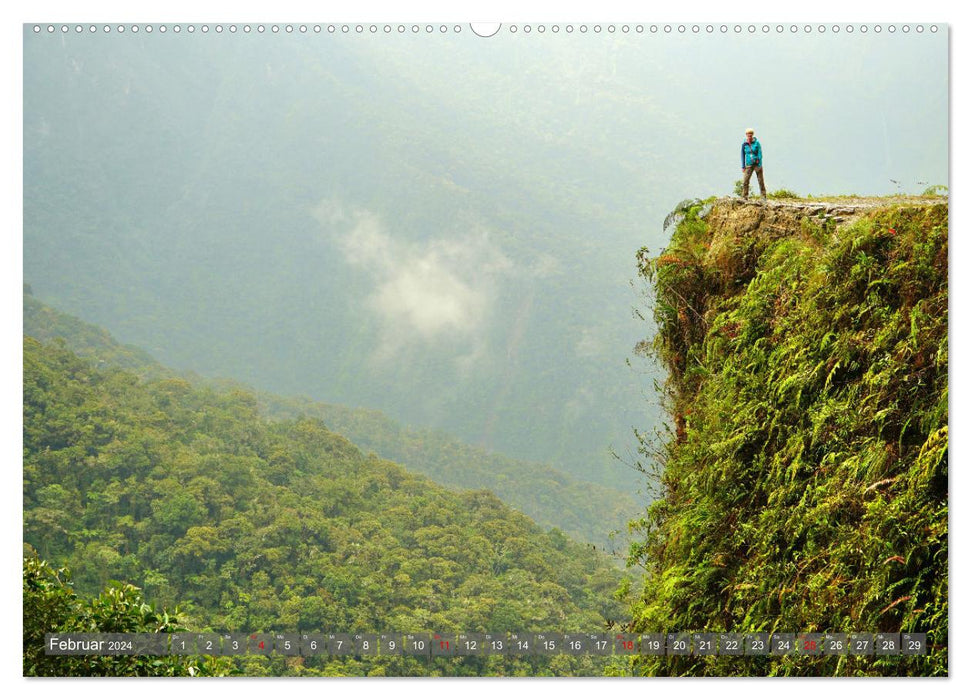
[[629, 196, 948, 676]]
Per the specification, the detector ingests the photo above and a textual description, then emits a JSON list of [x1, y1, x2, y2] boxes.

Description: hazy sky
[[410, 27, 948, 198]]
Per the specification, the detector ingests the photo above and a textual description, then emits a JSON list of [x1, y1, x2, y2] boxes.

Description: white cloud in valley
[[312, 198, 512, 363]]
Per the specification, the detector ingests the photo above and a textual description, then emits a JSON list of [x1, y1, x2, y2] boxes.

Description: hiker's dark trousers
[[743, 165, 766, 198]]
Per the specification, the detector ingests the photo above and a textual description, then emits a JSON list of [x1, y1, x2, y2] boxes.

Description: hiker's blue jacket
[[741, 138, 763, 168]]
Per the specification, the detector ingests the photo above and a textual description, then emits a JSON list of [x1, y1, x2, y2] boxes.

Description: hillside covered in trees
[[628, 197, 948, 676], [260, 394, 639, 552], [24, 292, 640, 550], [23, 336, 628, 676]]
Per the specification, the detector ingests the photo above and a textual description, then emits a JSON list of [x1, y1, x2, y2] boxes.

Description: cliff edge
[[628, 195, 947, 676]]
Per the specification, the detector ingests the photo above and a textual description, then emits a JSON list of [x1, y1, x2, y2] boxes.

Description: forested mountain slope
[[23, 337, 627, 676], [260, 394, 640, 551], [24, 293, 640, 549]]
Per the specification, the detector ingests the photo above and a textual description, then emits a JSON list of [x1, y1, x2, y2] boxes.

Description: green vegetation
[[23, 292, 172, 379], [731, 181, 799, 200], [23, 336, 628, 676], [629, 200, 947, 675], [261, 395, 639, 551], [24, 292, 639, 550], [24, 551, 231, 676]]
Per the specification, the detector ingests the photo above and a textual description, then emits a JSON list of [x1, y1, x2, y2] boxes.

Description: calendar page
[[20, 8, 949, 681]]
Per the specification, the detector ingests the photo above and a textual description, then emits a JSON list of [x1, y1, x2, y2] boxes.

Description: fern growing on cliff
[[630, 200, 948, 676]]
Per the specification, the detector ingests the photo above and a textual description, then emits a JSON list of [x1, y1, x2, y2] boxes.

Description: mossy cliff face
[[629, 197, 947, 676]]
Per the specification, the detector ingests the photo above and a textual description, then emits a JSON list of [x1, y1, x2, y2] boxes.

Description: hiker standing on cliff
[[741, 128, 767, 201]]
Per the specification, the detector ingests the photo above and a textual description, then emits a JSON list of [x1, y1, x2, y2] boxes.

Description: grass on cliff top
[[733, 180, 949, 203], [799, 193, 948, 204], [628, 199, 947, 676]]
